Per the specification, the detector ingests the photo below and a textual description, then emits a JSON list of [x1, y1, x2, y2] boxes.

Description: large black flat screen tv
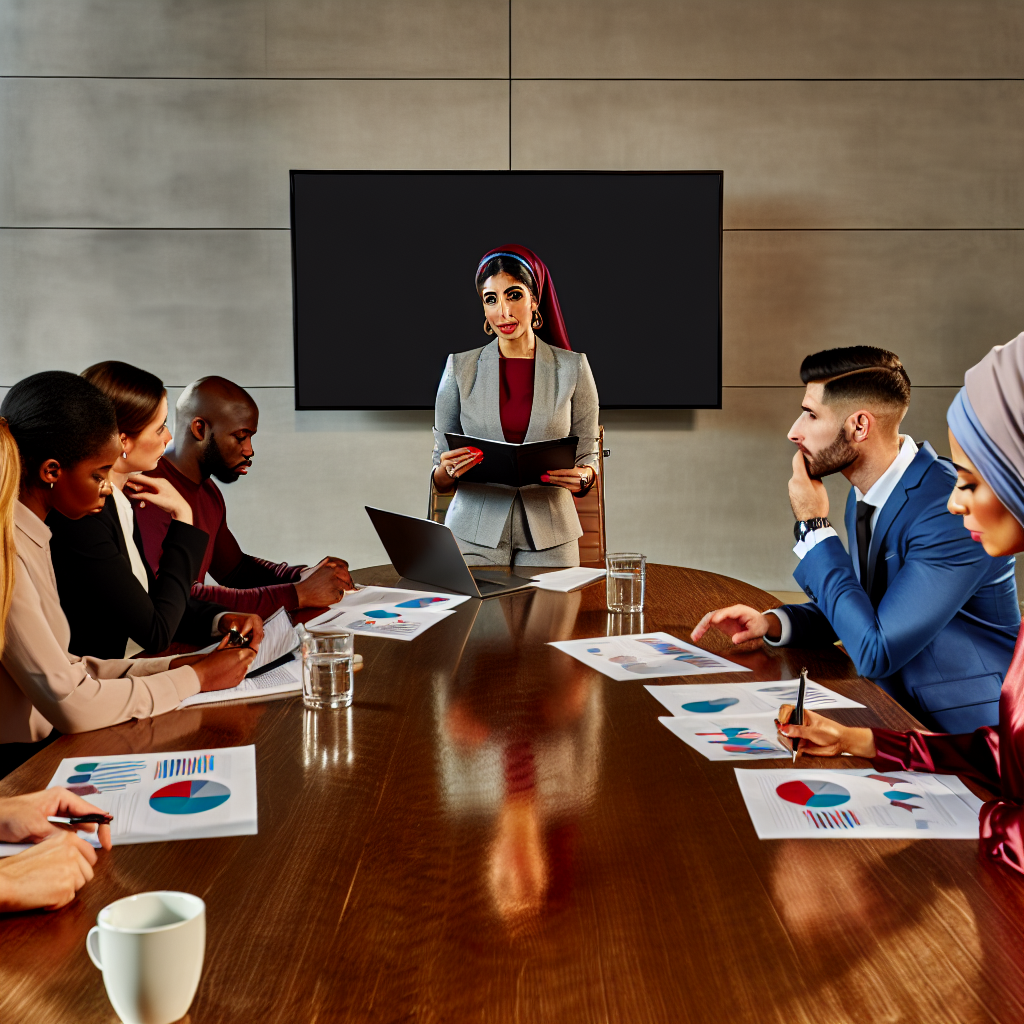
[[291, 171, 722, 410]]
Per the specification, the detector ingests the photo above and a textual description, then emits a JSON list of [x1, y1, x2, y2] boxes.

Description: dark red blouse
[[499, 356, 535, 445], [870, 616, 1024, 877]]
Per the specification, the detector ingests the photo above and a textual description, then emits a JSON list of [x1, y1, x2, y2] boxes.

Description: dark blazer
[[48, 497, 224, 660], [783, 443, 1020, 733]]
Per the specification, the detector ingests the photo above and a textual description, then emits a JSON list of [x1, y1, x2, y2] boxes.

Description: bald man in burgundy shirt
[[134, 377, 352, 617]]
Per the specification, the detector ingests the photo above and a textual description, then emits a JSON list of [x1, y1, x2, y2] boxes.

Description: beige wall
[[1, 2, 1022, 591]]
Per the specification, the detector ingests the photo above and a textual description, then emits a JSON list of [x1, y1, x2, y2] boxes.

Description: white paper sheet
[[179, 653, 303, 708], [734, 768, 983, 840], [645, 679, 865, 718], [247, 607, 300, 673], [305, 586, 463, 641], [659, 714, 791, 760], [548, 632, 751, 680], [2, 746, 260, 849], [530, 567, 607, 592]]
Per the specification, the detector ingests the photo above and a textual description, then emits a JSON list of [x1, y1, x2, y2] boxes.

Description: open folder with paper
[[444, 433, 579, 488]]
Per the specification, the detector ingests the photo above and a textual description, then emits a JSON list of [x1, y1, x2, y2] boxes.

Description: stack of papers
[[549, 632, 750, 681], [307, 586, 470, 641], [735, 767, 982, 839], [530, 567, 606, 592], [648, 679, 865, 760], [0, 746, 258, 855]]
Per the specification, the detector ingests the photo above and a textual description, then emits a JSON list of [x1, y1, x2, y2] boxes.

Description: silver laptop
[[365, 507, 537, 599]]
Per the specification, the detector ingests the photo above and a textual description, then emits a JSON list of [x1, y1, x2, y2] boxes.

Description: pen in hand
[[49, 813, 114, 825], [791, 667, 808, 763]]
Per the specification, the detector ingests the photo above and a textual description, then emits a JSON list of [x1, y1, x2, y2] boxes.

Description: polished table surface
[[2, 563, 1023, 1024]]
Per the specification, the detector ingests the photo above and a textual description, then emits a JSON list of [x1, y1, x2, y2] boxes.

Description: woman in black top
[[48, 361, 262, 658]]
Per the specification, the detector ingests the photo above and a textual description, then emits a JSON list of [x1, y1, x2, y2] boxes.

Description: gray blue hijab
[[947, 331, 1024, 527]]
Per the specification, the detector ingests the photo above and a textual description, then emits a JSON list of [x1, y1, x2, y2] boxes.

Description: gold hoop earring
[[483, 319, 494, 336], [531, 311, 544, 329]]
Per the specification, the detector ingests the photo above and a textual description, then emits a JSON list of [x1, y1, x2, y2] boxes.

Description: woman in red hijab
[[777, 333, 1024, 877], [431, 245, 600, 567]]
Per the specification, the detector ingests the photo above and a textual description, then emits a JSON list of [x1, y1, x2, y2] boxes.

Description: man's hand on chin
[[789, 450, 830, 521]]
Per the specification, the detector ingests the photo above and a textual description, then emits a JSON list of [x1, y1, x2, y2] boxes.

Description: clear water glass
[[301, 629, 354, 709], [605, 553, 647, 613]]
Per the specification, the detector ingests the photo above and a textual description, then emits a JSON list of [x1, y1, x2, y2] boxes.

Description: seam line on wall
[[0, 76, 1021, 82]]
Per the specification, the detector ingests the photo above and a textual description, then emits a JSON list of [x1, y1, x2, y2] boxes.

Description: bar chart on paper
[[658, 714, 789, 760]]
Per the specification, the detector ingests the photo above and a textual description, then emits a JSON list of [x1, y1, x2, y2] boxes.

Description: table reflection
[[434, 589, 603, 929], [302, 706, 354, 771], [769, 840, 982, 1021]]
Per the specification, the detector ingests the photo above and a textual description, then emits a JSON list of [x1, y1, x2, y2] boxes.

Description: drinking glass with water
[[605, 553, 647, 613], [301, 629, 355, 709]]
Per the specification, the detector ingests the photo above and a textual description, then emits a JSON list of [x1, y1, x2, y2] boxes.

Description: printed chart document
[[306, 585, 465, 641], [0, 746, 258, 855], [444, 433, 578, 488], [735, 768, 983, 840], [549, 633, 750, 680], [659, 714, 791, 760], [645, 679, 865, 718], [530, 567, 606, 592]]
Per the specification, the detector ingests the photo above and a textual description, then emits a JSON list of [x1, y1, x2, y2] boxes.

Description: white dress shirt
[[111, 485, 150, 657], [769, 436, 919, 646]]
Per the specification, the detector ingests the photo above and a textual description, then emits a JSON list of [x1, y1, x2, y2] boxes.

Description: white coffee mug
[[86, 891, 205, 1024]]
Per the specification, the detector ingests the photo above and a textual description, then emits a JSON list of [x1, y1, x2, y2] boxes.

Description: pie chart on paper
[[776, 779, 850, 808], [149, 780, 231, 815], [681, 697, 740, 713]]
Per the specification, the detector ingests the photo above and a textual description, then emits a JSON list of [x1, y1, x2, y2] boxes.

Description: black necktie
[[856, 500, 875, 588]]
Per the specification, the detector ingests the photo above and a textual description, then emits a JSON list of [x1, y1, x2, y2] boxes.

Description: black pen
[[791, 667, 808, 763], [50, 813, 114, 825], [226, 627, 252, 648]]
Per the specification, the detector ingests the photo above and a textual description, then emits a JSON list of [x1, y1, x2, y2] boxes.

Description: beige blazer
[[0, 501, 200, 745]]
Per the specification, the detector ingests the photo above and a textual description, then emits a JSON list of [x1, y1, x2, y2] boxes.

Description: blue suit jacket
[[784, 443, 1020, 733]]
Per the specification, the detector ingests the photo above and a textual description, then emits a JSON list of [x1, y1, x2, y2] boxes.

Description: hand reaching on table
[[776, 705, 877, 759], [295, 558, 355, 608], [691, 604, 782, 645]]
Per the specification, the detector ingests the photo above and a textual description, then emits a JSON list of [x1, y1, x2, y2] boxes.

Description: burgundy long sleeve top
[[871, 618, 1024, 876], [135, 459, 304, 618], [499, 356, 535, 445]]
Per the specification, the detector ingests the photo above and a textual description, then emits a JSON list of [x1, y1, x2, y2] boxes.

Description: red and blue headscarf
[[475, 244, 572, 351]]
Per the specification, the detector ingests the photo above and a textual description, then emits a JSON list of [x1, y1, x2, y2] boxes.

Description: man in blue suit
[[692, 346, 1020, 732]]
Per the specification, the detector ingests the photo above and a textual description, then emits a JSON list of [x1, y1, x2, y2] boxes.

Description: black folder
[[443, 433, 579, 488]]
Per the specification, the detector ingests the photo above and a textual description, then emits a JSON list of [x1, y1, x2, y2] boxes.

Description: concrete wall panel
[[0, 1, 507, 79], [0, 79, 509, 227], [512, 80, 1024, 229], [512, 0, 1024, 80]]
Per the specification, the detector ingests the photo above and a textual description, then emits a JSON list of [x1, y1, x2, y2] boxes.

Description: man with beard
[[692, 346, 1019, 732], [135, 377, 353, 617]]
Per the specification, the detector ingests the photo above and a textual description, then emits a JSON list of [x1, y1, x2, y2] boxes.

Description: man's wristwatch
[[794, 517, 831, 542]]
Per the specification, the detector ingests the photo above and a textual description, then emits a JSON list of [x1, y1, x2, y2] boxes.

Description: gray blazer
[[432, 339, 600, 550]]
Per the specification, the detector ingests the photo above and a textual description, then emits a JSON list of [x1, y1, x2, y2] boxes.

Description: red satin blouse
[[870, 617, 1024, 876], [499, 356, 535, 445]]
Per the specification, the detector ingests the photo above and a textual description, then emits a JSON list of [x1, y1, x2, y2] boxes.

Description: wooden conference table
[[1, 563, 1023, 1024]]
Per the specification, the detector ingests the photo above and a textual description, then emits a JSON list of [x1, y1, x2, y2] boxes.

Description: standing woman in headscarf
[[432, 245, 600, 567], [777, 332, 1024, 876]]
